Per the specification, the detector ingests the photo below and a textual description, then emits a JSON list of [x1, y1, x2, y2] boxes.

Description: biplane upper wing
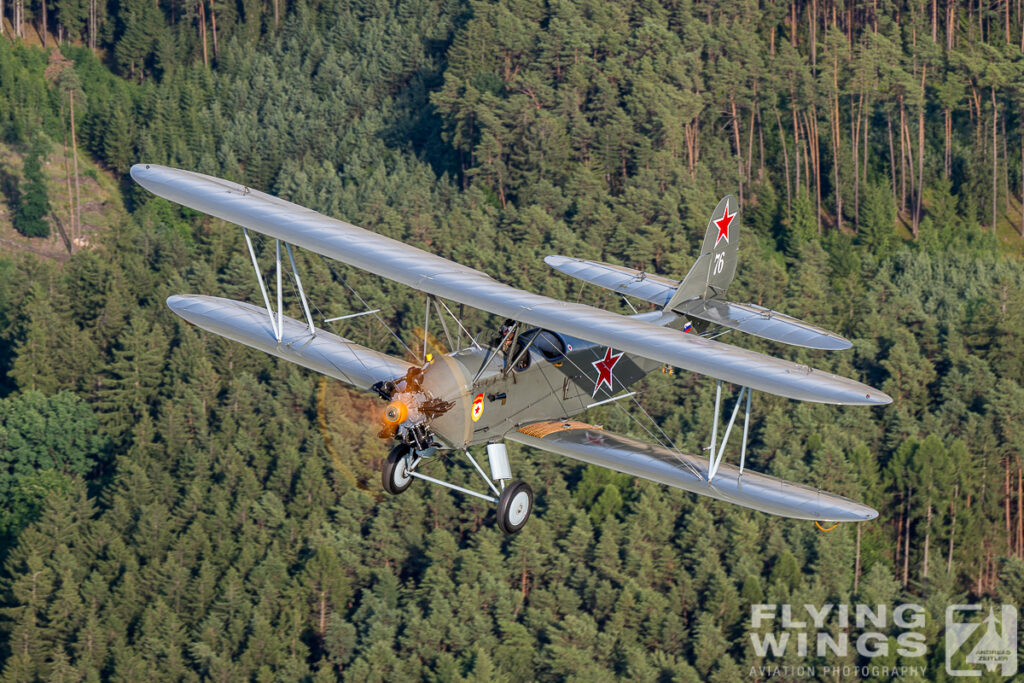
[[168, 294, 412, 390], [132, 164, 887, 405], [507, 421, 877, 522]]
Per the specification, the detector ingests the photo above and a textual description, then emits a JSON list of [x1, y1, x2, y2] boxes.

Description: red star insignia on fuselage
[[714, 201, 735, 247], [592, 347, 624, 396]]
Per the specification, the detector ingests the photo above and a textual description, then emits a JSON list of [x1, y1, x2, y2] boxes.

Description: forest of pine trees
[[1, 0, 1023, 679]]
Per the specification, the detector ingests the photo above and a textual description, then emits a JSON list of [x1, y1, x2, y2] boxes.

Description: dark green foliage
[[0, 0, 1023, 679], [13, 137, 51, 238], [858, 182, 897, 252], [0, 391, 107, 551]]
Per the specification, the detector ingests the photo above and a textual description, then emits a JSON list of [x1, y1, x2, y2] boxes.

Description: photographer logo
[[945, 605, 1017, 677]]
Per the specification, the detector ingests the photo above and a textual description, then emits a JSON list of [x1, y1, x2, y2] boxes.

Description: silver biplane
[[133, 164, 891, 534]]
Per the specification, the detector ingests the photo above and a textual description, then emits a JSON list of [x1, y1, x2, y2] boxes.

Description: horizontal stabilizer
[[675, 299, 852, 350], [508, 423, 876, 522], [544, 255, 676, 307], [545, 255, 850, 350], [167, 294, 412, 390]]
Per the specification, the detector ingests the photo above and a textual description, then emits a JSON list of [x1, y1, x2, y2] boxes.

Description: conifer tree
[[13, 136, 51, 239]]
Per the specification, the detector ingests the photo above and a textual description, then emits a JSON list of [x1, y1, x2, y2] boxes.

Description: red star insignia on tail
[[592, 347, 623, 396], [715, 201, 735, 247]]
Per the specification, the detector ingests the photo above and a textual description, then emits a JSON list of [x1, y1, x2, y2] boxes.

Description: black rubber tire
[[496, 481, 534, 534], [382, 444, 413, 495]]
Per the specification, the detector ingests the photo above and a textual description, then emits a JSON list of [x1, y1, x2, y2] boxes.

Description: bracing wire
[[555, 347, 706, 481]]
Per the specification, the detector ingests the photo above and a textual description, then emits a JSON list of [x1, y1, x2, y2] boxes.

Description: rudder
[[665, 195, 739, 311]]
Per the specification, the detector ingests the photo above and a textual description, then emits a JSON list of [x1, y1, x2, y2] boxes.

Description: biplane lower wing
[[507, 422, 877, 522], [167, 294, 412, 390], [133, 164, 884, 405]]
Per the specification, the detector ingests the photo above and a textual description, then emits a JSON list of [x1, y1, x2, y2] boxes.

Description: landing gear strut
[[378, 442, 535, 534]]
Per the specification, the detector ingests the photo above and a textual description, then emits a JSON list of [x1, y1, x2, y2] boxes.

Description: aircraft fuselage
[[420, 312, 677, 449]]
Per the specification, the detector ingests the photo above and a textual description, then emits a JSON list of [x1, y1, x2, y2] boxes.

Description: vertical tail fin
[[665, 195, 739, 311]]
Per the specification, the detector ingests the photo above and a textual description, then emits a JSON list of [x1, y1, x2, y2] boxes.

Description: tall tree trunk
[[199, 0, 208, 68], [757, 108, 765, 180], [901, 111, 915, 223], [1016, 463, 1022, 557], [830, 56, 842, 231], [803, 108, 822, 234], [209, 0, 218, 59], [852, 93, 861, 230], [89, 0, 96, 49], [775, 106, 793, 221], [792, 108, 803, 193], [899, 98, 908, 213], [730, 94, 744, 205], [863, 98, 870, 210], [1006, 0, 1011, 43], [915, 68, 926, 237], [1002, 113, 1010, 213], [948, 0, 956, 51], [903, 494, 911, 586], [922, 503, 932, 578], [810, 0, 818, 69], [888, 113, 898, 200], [791, 2, 798, 47], [747, 98, 757, 185], [1020, 143, 1024, 237], [831, 93, 842, 231], [41, 0, 47, 46], [948, 483, 958, 575], [895, 496, 904, 567], [944, 108, 952, 177], [61, 101, 74, 246], [70, 90, 81, 247], [992, 87, 998, 233], [1006, 458, 1012, 550], [854, 523, 863, 592]]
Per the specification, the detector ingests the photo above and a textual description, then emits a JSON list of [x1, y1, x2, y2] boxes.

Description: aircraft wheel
[[382, 444, 414, 495], [496, 481, 533, 534]]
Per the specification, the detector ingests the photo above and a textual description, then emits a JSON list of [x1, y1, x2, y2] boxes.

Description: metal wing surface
[[674, 299, 853, 350], [507, 422, 877, 522], [133, 164, 888, 406], [168, 294, 412, 390], [545, 254, 851, 350], [543, 255, 676, 307]]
